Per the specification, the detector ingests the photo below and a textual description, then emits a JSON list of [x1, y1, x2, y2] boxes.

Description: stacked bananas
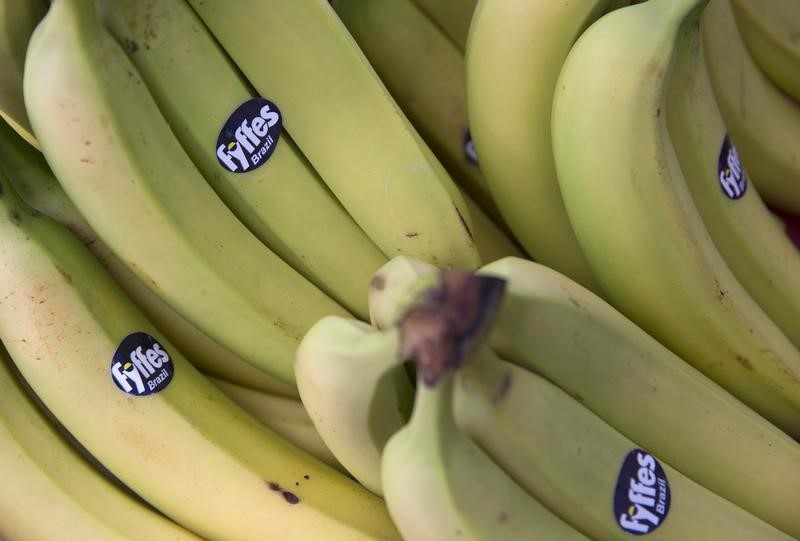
[[1, 0, 799, 539]]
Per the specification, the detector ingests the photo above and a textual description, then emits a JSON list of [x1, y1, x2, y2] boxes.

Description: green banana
[[666, 16, 800, 353], [0, 342, 201, 541], [455, 346, 792, 540], [186, 0, 481, 271], [552, 0, 800, 436], [729, 0, 800, 102], [0, 0, 43, 148], [294, 317, 413, 495], [463, 191, 525, 263], [478, 256, 800, 538], [409, 0, 477, 51], [0, 171, 399, 539], [381, 273, 587, 541], [330, 0, 497, 221], [0, 117, 299, 398], [96, 0, 388, 319], [466, 0, 605, 292], [24, 0, 351, 385], [208, 376, 344, 472], [702, 0, 800, 216]]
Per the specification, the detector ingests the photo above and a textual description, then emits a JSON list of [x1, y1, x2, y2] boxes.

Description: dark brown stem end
[[397, 271, 506, 387]]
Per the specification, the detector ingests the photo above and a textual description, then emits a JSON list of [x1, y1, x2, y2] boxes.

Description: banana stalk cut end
[[397, 270, 506, 386]]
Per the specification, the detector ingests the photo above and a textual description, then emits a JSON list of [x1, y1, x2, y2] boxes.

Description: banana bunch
[[297, 258, 795, 539], [5, 0, 800, 536]]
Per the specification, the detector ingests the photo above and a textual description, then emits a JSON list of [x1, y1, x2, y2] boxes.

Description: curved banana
[[478, 257, 800, 538], [382, 275, 587, 541], [0, 118, 299, 399], [463, 191, 525, 263], [0, 173, 400, 540], [187, 0, 481, 271], [666, 18, 800, 353], [729, 0, 800, 101], [330, 0, 497, 221], [409, 0, 477, 51], [702, 0, 800, 216], [466, 0, 606, 292], [208, 376, 344, 472], [0, 0, 43, 148], [96, 0, 388, 319], [294, 316, 413, 495], [24, 0, 352, 385], [0, 343, 201, 541], [552, 0, 800, 436], [455, 347, 793, 540]]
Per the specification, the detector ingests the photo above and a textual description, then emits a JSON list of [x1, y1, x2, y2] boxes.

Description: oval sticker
[[110, 332, 174, 396], [718, 134, 746, 200], [216, 97, 282, 173], [613, 449, 671, 535]]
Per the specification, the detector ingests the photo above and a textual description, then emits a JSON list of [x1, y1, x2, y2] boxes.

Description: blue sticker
[[111, 333, 174, 396], [613, 449, 671, 535], [216, 98, 282, 173], [718, 134, 746, 199]]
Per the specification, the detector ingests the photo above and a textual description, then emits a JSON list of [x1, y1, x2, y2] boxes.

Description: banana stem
[[397, 270, 506, 386]]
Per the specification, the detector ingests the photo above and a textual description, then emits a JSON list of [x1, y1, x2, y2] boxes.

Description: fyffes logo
[[216, 98, 282, 173], [717, 134, 747, 200], [613, 449, 671, 535], [110, 332, 174, 396]]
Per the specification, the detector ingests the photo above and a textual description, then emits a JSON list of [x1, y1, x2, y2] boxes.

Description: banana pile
[[0, 0, 799, 539]]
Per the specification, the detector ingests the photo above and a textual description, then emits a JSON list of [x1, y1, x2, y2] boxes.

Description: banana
[[702, 0, 800, 216], [96, 0, 388, 320], [729, 0, 800, 101], [329, 0, 498, 221], [462, 191, 524, 263], [0, 117, 299, 399], [207, 376, 344, 472], [552, 0, 800, 437], [455, 346, 793, 540], [0, 342, 201, 541], [466, 0, 605, 292], [24, 0, 352, 385], [0, 0, 43, 148], [478, 257, 800, 538], [409, 0, 477, 51], [294, 316, 413, 495], [381, 272, 587, 541], [666, 16, 800, 353], [0, 171, 400, 540], [186, 0, 481, 271]]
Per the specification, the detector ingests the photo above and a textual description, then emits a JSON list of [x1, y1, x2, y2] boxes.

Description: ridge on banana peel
[[666, 16, 800, 355], [208, 376, 345, 473], [0, 342, 201, 541], [187, 0, 481, 271], [330, 0, 501, 223], [729, 0, 800, 102], [552, 0, 800, 436], [24, 0, 351, 385], [466, 0, 606, 292], [0, 117, 299, 399], [0, 172, 400, 540], [409, 0, 477, 51], [96, 0, 388, 320], [381, 270, 587, 541], [702, 0, 800, 216]]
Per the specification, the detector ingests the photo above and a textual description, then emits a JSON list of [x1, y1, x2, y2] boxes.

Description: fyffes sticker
[[464, 129, 479, 165], [216, 98, 282, 173], [613, 449, 671, 535], [111, 333, 174, 396], [718, 134, 746, 199]]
